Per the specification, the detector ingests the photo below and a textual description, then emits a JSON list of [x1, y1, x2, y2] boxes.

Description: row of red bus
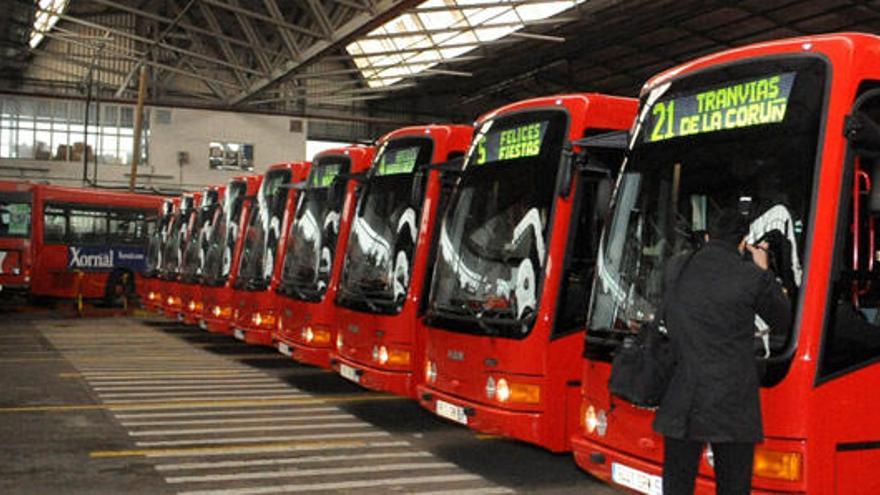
[[18, 33, 880, 494]]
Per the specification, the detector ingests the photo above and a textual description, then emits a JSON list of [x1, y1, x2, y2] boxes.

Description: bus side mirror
[[557, 141, 574, 198]]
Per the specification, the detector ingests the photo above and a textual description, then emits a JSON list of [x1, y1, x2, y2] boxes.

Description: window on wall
[[0, 96, 148, 166], [209, 141, 254, 171]]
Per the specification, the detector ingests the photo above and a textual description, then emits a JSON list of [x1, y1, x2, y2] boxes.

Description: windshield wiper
[[430, 302, 507, 336], [340, 282, 395, 313]]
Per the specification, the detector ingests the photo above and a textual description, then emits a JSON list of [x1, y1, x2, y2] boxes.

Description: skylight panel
[[345, 0, 584, 88], [31, 0, 69, 49]]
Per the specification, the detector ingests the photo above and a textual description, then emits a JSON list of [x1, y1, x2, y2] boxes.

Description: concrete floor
[[0, 306, 618, 495]]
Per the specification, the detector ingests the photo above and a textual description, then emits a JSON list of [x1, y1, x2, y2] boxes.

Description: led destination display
[[645, 72, 796, 143], [309, 163, 342, 187], [475, 121, 549, 165], [377, 146, 420, 176]]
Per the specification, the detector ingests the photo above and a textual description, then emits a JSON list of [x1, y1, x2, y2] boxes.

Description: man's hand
[[745, 242, 770, 270]]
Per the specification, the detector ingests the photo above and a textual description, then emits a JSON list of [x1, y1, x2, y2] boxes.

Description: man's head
[[709, 208, 750, 245]]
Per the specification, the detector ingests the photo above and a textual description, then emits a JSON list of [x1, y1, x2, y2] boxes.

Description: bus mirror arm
[[557, 141, 575, 198]]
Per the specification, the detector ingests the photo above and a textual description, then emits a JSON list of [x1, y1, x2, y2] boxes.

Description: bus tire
[[104, 269, 134, 307]]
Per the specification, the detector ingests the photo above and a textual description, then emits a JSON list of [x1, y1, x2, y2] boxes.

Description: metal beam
[[228, 0, 423, 105], [199, 0, 326, 39], [305, 0, 336, 39], [228, 0, 274, 75], [196, 1, 250, 89], [51, 12, 264, 77], [261, 0, 302, 60]]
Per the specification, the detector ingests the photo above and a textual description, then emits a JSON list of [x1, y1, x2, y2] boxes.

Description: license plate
[[611, 463, 662, 495], [339, 363, 359, 383], [435, 399, 468, 425], [234, 329, 245, 341], [278, 343, 291, 356]]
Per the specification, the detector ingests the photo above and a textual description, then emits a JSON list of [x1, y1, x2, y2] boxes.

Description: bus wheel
[[104, 269, 134, 307]]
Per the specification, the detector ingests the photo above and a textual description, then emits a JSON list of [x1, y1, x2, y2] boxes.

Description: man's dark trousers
[[662, 436, 755, 495]]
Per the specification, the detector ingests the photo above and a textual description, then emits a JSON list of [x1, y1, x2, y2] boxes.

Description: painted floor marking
[[134, 431, 390, 447], [91, 440, 411, 459], [416, 488, 516, 495], [97, 387, 298, 398], [174, 473, 484, 495], [154, 451, 432, 471], [121, 413, 353, 427], [113, 406, 338, 420], [101, 393, 308, 404], [91, 379, 283, 387], [128, 421, 368, 436], [164, 461, 457, 484]]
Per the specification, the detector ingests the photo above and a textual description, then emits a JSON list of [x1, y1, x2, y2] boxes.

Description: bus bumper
[[202, 316, 233, 335], [276, 335, 331, 369], [570, 435, 797, 495], [235, 326, 273, 346], [417, 385, 554, 451], [331, 355, 413, 398]]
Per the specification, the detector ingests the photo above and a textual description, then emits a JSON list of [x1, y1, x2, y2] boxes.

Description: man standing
[[654, 209, 791, 495]]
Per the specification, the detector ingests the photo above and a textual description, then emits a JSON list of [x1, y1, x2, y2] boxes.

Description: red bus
[[157, 191, 200, 318], [0, 181, 34, 295], [572, 33, 880, 494], [199, 175, 263, 334], [231, 162, 311, 346], [142, 198, 176, 312], [415, 94, 637, 453], [274, 146, 376, 368], [331, 125, 472, 398], [24, 184, 163, 301], [178, 185, 224, 325]]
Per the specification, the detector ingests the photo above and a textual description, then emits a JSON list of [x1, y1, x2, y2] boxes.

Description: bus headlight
[[212, 305, 221, 317], [753, 448, 802, 481], [336, 332, 343, 351], [302, 326, 330, 345], [584, 405, 608, 436], [372, 345, 379, 361], [167, 296, 174, 305], [188, 300, 196, 311], [377, 345, 389, 365], [148, 292, 157, 301], [375, 347, 410, 366], [253, 313, 262, 326], [425, 360, 437, 383], [487, 377, 540, 404], [302, 326, 314, 343]]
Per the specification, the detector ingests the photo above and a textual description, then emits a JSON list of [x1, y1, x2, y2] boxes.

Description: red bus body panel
[[415, 94, 638, 452], [275, 146, 376, 368], [331, 125, 473, 398], [232, 162, 311, 346], [572, 33, 880, 495], [0, 181, 33, 293]]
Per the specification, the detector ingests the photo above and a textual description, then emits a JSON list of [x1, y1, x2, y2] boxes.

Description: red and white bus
[[331, 125, 472, 398], [200, 175, 263, 334], [274, 146, 376, 368], [142, 198, 176, 312], [415, 94, 637, 453], [157, 191, 200, 318], [19, 183, 163, 301], [231, 162, 311, 346], [178, 185, 224, 325], [573, 33, 880, 494], [0, 181, 34, 294]]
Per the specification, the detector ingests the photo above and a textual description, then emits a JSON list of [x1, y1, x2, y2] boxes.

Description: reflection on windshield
[[145, 211, 173, 275], [237, 171, 291, 290], [160, 211, 186, 278], [427, 110, 566, 337], [589, 57, 826, 362], [337, 139, 431, 313], [202, 182, 246, 284], [279, 157, 349, 301]]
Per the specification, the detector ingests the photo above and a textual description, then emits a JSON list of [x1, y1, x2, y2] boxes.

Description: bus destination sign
[[310, 164, 342, 188], [645, 72, 796, 143], [377, 146, 419, 176], [475, 121, 548, 165]]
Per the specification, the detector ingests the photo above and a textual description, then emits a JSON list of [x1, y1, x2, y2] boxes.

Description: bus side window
[[109, 210, 146, 245], [69, 208, 108, 244], [43, 206, 67, 244], [819, 87, 880, 380]]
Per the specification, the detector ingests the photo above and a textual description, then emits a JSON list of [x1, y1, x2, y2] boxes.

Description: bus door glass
[[237, 169, 292, 290], [588, 57, 826, 383]]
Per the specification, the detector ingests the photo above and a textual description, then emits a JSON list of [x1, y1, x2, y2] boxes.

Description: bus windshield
[[278, 156, 350, 301], [588, 57, 826, 366], [180, 192, 220, 282], [160, 209, 185, 278], [236, 169, 292, 290], [0, 194, 31, 239], [337, 138, 433, 313], [426, 110, 567, 338], [145, 203, 173, 277], [202, 181, 246, 285]]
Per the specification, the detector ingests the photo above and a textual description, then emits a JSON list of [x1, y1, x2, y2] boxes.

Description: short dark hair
[[709, 209, 750, 244]]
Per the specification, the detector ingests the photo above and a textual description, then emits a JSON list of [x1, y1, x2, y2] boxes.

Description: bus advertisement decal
[[67, 246, 147, 271]]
